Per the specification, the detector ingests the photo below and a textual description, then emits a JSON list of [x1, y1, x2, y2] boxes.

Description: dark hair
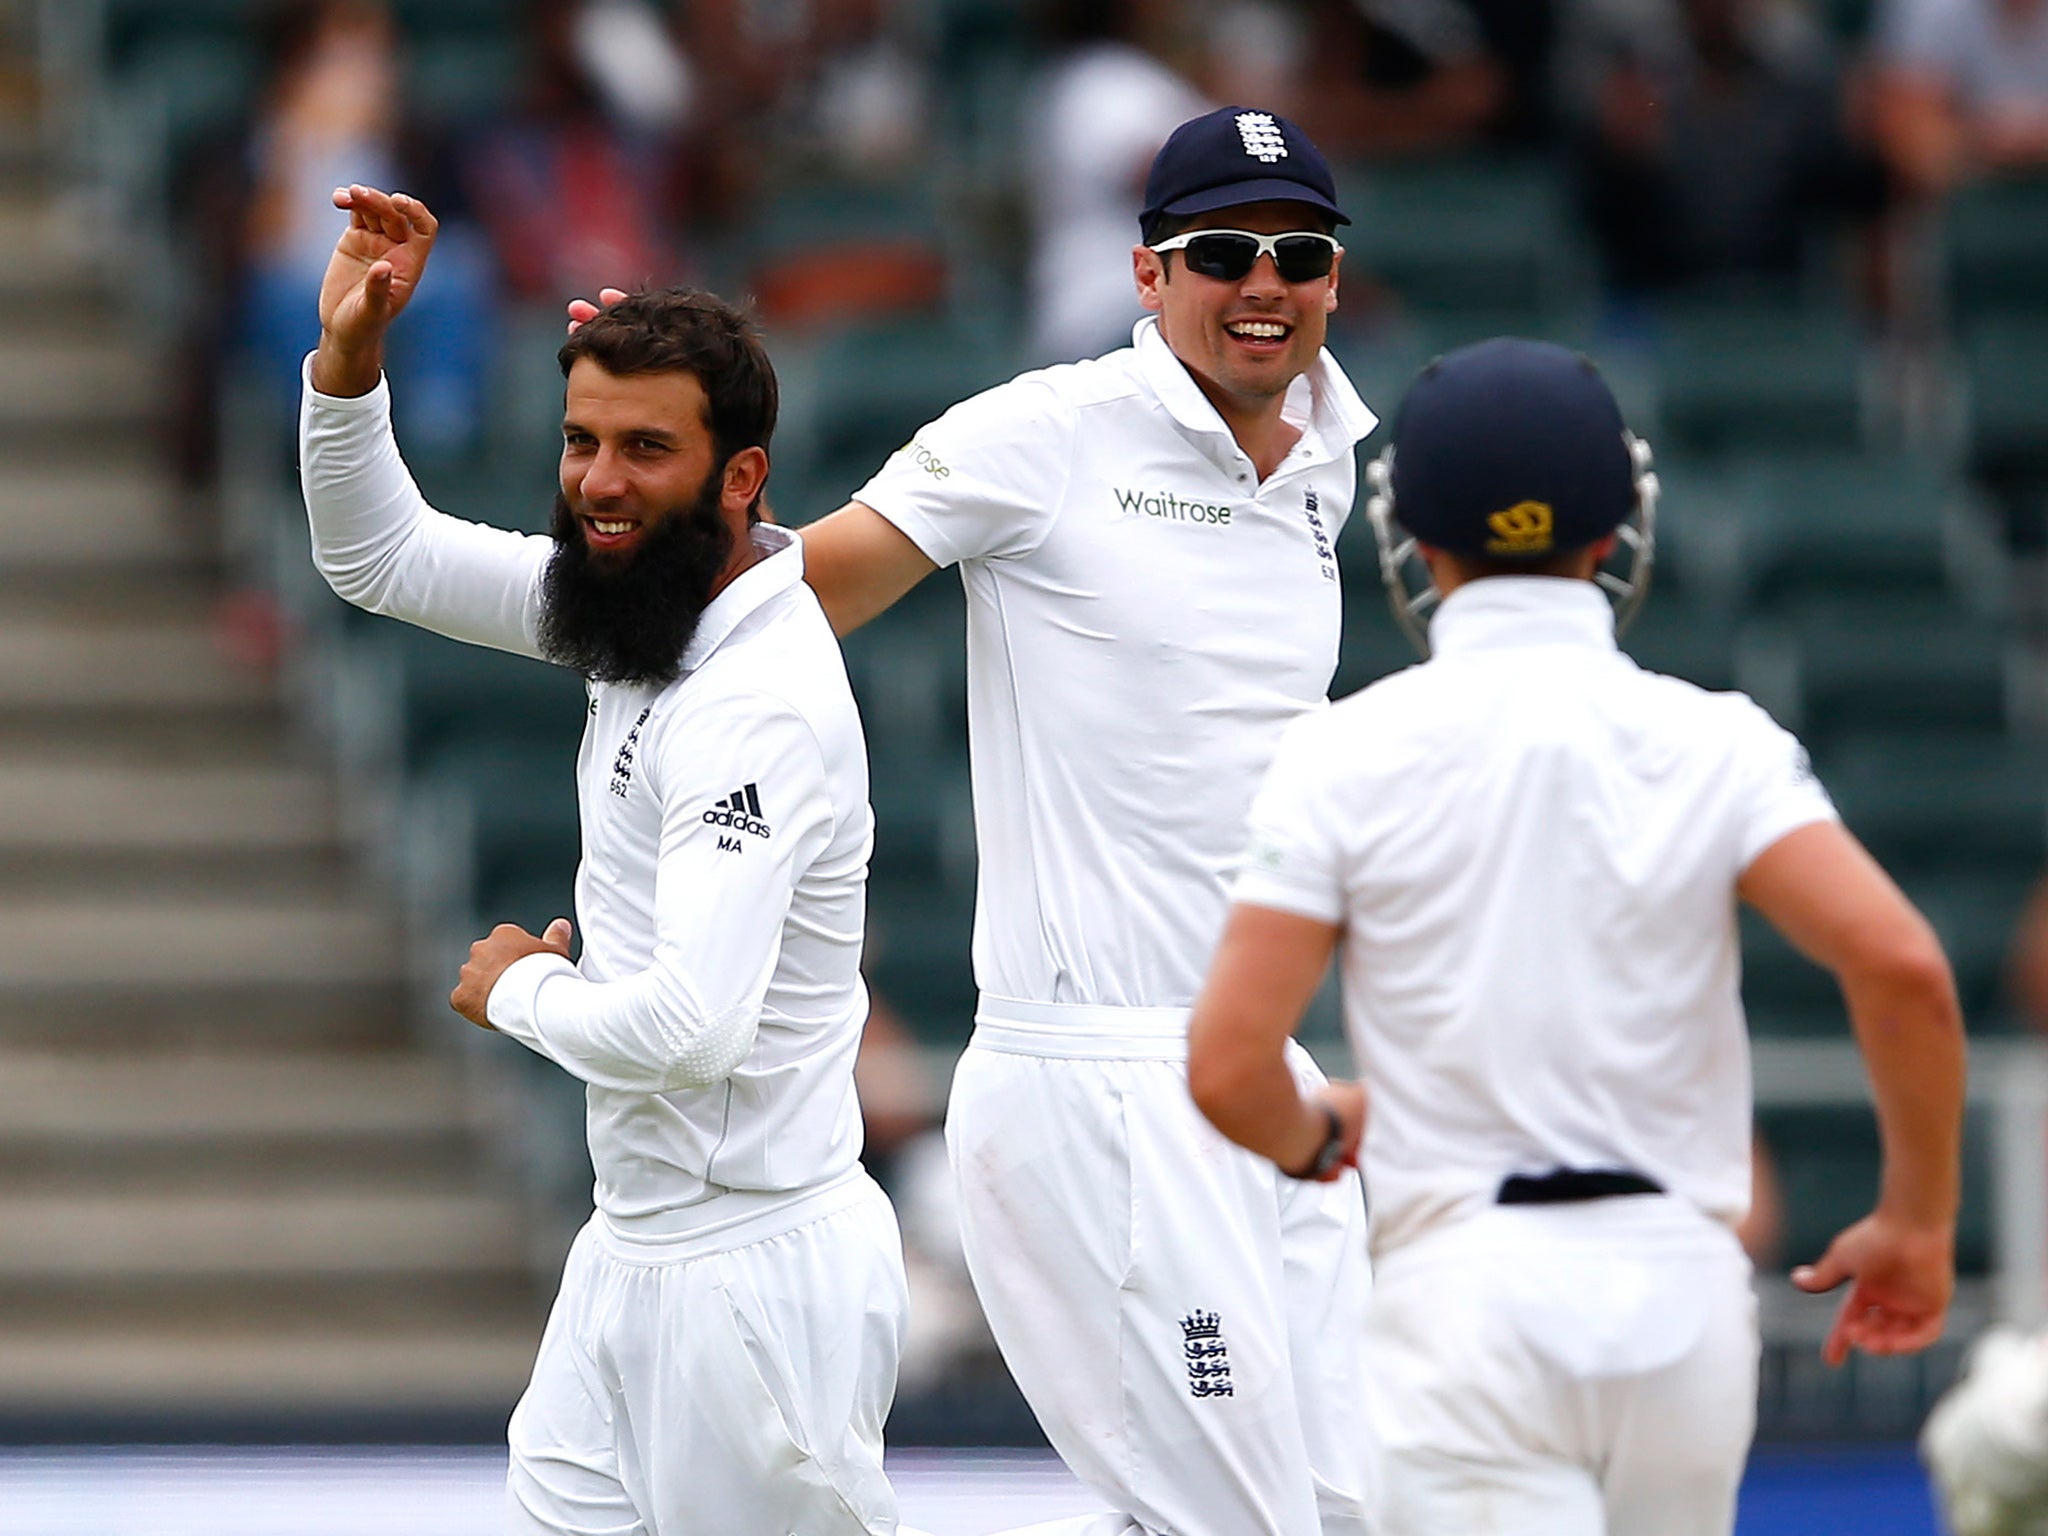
[[558, 288, 780, 473]]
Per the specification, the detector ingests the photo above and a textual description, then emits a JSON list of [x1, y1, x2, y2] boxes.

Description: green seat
[[1961, 315, 2048, 475], [1947, 174, 2048, 319], [369, 626, 586, 770], [1619, 592, 1742, 691], [1907, 872, 2034, 1028], [1729, 452, 1966, 607], [1772, 595, 2007, 743], [1654, 300, 1865, 456], [116, 33, 260, 169], [865, 880, 978, 1045], [1818, 730, 2046, 881], [1337, 157, 1581, 318], [404, 31, 529, 127], [1759, 1105, 1995, 1275], [797, 320, 1014, 486], [420, 737, 581, 926]]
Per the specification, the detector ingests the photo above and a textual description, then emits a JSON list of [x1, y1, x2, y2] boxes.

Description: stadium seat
[[1620, 591, 1743, 691], [369, 625, 586, 771], [1760, 1104, 1995, 1276], [1946, 173, 2048, 320], [1727, 452, 1972, 608], [404, 31, 529, 128], [1335, 156, 1583, 320], [1818, 729, 2047, 883], [419, 736, 581, 928], [1961, 314, 2048, 477], [1652, 299, 1866, 456], [1767, 594, 2009, 745], [865, 879, 978, 1045]]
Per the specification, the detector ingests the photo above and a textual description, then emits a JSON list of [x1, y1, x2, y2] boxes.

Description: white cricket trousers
[[948, 1001, 1374, 1536], [506, 1170, 909, 1536], [1364, 1198, 1758, 1536]]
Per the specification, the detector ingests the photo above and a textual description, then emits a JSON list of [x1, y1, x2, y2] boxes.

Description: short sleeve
[[1733, 704, 1840, 870], [851, 375, 1074, 567], [1232, 715, 1349, 925]]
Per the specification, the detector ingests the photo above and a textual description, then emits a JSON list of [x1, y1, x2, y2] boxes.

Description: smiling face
[[1134, 200, 1342, 422], [560, 359, 737, 561]]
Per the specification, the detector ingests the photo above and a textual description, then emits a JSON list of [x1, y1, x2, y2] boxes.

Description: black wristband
[[1285, 1103, 1346, 1181]]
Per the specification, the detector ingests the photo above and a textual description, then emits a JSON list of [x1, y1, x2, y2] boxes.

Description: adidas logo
[[703, 783, 772, 838]]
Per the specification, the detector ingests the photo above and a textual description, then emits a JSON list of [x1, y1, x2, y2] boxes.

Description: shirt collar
[[1129, 316, 1379, 468], [1427, 576, 1619, 658], [677, 523, 805, 673]]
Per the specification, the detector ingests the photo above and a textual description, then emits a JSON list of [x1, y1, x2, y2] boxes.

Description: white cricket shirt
[[301, 368, 873, 1246], [1233, 578, 1839, 1255], [849, 317, 1377, 1014]]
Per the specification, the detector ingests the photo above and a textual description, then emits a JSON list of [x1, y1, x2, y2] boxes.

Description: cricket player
[[301, 185, 908, 1535], [587, 105, 1377, 1535], [1188, 337, 1967, 1536]]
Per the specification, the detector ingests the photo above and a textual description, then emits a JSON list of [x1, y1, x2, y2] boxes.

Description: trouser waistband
[[1496, 1167, 1665, 1205], [971, 993, 1192, 1060]]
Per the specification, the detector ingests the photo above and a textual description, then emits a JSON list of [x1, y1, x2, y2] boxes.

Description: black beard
[[537, 476, 735, 686]]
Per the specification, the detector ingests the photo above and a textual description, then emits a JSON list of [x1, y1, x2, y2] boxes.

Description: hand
[[1792, 1211, 1954, 1366], [450, 917, 573, 1030], [1291, 1081, 1367, 1182], [565, 286, 630, 334], [311, 184, 440, 396]]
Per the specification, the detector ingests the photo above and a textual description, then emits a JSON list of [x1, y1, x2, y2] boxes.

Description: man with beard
[[300, 183, 909, 1536]]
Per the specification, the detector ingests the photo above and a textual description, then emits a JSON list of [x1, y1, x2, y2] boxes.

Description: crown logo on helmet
[[1235, 112, 1288, 163]]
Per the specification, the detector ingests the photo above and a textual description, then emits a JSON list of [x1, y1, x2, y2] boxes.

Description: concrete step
[[0, 847, 363, 904], [0, 617, 263, 711], [0, 979, 412, 1051], [0, 1190, 530, 1280], [0, 894, 402, 989], [0, 762, 340, 854], [0, 1051, 476, 1143], [0, 1051, 494, 1192], [0, 459, 194, 567], [0, 338, 159, 429]]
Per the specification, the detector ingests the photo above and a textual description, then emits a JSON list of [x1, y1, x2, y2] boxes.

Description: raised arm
[[798, 501, 939, 636], [1740, 819, 1966, 1365], [301, 184, 549, 656]]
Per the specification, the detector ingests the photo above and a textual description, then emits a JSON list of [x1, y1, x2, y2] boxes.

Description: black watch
[[1286, 1103, 1346, 1181]]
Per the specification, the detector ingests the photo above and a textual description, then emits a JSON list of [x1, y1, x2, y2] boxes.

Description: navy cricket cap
[[1390, 338, 1636, 561], [1140, 107, 1349, 237]]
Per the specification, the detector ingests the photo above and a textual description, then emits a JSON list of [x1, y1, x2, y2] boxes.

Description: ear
[[1134, 244, 1168, 314], [721, 445, 769, 516], [1324, 248, 1342, 313]]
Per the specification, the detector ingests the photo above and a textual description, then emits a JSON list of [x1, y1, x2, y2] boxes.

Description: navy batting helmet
[[1365, 337, 1659, 653]]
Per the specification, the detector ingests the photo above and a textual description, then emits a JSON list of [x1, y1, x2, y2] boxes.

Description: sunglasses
[[1148, 229, 1342, 283]]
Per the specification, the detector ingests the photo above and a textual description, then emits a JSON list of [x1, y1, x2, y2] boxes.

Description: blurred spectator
[[1559, 0, 1889, 316], [239, 0, 494, 455], [465, 0, 693, 304], [1023, 0, 1209, 363], [781, 0, 933, 181], [1871, 0, 2048, 196], [1292, 0, 1516, 157]]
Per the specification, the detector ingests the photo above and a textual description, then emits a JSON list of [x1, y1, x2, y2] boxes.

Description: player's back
[[1252, 578, 1835, 1254]]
